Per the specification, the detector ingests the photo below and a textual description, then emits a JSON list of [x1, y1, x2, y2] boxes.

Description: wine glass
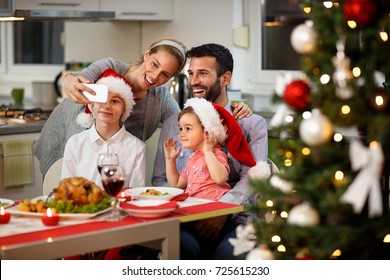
[[97, 153, 119, 174], [101, 164, 126, 222]]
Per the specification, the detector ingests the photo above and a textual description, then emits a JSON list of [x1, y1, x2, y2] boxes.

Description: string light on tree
[[334, 132, 343, 142], [371, 87, 388, 110], [333, 170, 345, 187], [341, 105, 351, 115], [323, 1, 334, 9]]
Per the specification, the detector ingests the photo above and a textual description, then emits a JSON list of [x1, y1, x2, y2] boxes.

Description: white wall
[[64, 21, 141, 63], [141, 0, 234, 51], [64, 0, 235, 65], [141, 0, 245, 89]]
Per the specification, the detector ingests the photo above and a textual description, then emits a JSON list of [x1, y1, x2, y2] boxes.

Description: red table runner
[[0, 201, 243, 247]]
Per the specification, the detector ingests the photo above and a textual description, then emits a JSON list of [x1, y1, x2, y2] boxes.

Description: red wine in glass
[[102, 179, 125, 196], [100, 164, 126, 222]]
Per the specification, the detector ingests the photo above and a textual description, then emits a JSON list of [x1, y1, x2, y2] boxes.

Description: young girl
[[61, 68, 146, 189], [164, 98, 257, 200]]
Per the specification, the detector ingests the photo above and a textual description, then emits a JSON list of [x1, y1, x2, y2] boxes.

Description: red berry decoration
[[343, 0, 377, 28], [283, 80, 310, 110]]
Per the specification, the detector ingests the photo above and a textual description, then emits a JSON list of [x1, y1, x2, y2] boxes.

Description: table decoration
[[41, 207, 59, 226], [0, 206, 11, 224], [117, 189, 131, 202]]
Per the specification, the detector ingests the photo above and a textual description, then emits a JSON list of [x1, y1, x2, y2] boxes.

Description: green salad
[[46, 194, 111, 214], [0, 201, 10, 207]]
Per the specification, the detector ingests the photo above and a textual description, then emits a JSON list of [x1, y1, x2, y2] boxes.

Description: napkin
[[170, 193, 189, 201], [120, 200, 179, 210], [1, 139, 34, 188]]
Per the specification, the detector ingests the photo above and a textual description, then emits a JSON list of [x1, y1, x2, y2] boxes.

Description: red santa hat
[[184, 98, 270, 179], [77, 68, 135, 128]]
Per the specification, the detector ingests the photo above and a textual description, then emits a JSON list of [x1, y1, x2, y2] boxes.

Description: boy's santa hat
[[183, 98, 270, 179], [77, 68, 135, 128]]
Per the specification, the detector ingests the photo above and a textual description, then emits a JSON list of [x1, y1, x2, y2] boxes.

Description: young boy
[[164, 97, 260, 200], [61, 68, 146, 189]]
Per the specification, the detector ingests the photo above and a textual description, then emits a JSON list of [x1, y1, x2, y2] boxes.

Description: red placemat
[[0, 216, 140, 246]]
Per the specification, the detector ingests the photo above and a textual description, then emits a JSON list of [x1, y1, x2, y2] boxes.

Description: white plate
[[7, 205, 111, 220], [31, 195, 48, 203], [0, 198, 15, 209], [122, 200, 177, 218], [125, 187, 184, 201]]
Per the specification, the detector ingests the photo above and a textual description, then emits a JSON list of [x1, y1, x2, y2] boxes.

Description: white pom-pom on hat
[[247, 160, 271, 180], [76, 104, 95, 128]]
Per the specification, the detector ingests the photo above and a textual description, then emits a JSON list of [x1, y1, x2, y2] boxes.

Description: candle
[[117, 191, 131, 202], [0, 207, 11, 224], [41, 208, 59, 226]]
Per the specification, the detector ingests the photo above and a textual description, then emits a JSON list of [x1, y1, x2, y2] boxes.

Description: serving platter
[[7, 205, 111, 220], [0, 198, 15, 208], [31, 195, 48, 203], [125, 187, 184, 201]]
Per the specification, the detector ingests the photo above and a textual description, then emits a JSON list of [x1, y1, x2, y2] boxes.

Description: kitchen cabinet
[[0, 0, 13, 16], [100, 0, 174, 21], [14, 0, 174, 20], [15, 0, 100, 11]]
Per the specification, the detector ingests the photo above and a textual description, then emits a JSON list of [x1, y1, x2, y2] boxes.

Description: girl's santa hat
[[184, 98, 270, 179], [77, 68, 135, 128]]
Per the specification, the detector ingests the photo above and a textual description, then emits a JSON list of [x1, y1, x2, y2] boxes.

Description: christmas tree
[[242, 0, 390, 260]]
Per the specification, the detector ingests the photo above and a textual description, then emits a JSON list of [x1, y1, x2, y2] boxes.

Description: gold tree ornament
[[290, 20, 317, 54], [332, 39, 354, 99], [299, 109, 334, 146], [287, 203, 320, 226]]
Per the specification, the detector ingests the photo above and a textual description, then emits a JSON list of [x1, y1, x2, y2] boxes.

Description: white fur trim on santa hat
[[77, 104, 94, 128], [248, 161, 271, 180], [97, 76, 135, 123], [184, 98, 227, 144]]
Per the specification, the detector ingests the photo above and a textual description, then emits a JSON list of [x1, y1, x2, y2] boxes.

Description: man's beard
[[191, 78, 222, 103]]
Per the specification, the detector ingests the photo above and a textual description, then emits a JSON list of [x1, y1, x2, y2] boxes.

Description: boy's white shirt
[[62, 124, 146, 189]]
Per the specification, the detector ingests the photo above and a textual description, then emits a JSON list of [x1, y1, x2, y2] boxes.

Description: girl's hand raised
[[203, 131, 217, 153], [164, 137, 181, 161]]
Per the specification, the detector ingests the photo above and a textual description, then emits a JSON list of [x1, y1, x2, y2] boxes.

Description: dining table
[[0, 196, 244, 260]]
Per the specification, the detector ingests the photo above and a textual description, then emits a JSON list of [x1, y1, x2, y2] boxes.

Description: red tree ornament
[[343, 0, 377, 28], [283, 80, 310, 110]]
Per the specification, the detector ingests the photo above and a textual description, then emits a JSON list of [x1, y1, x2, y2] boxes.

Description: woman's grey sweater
[[34, 57, 180, 175]]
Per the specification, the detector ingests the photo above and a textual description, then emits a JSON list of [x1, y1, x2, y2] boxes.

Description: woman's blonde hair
[[137, 38, 187, 75]]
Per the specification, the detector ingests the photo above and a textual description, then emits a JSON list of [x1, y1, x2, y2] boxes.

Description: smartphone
[[82, 84, 108, 103]]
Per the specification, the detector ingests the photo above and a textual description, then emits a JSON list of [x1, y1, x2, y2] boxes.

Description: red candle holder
[[41, 208, 59, 226], [0, 207, 11, 224], [117, 190, 131, 202]]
